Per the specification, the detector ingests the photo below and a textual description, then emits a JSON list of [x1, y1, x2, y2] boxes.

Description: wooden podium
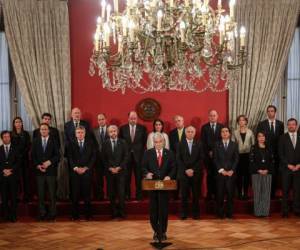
[[142, 179, 177, 249]]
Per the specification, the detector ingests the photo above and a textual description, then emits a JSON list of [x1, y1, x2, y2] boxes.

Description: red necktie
[[157, 150, 162, 168]]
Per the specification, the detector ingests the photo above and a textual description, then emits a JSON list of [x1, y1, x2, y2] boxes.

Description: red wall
[[69, 0, 228, 132]]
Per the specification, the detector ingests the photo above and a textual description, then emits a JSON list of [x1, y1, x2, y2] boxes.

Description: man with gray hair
[[142, 132, 176, 242], [177, 126, 204, 220]]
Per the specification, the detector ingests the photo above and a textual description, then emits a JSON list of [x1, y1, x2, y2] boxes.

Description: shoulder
[[201, 123, 209, 129]]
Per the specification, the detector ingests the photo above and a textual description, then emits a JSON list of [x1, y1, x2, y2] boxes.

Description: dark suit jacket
[[278, 132, 300, 171], [11, 130, 31, 160], [169, 128, 186, 153], [200, 122, 224, 155], [31, 136, 61, 176], [0, 144, 19, 178], [249, 145, 274, 174], [102, 138, 129, 174], [213, 140, 239, 172], [93, 127, 109, 153], [64, 119, 91, 148], [67, 139, 96, 173], [176, 139, 204, 179], [119, 124, 147, 162], [33, 127, 61, 148], [256, 119, 284, 153], [142, 148, 176, 180]]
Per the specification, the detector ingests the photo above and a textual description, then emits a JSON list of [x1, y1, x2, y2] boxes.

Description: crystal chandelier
[[89, 0, 247, 94]]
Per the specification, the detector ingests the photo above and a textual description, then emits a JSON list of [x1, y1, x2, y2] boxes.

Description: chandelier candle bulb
[[218, 0, 222, 9], [185, 0, 189, 7], [180, 21, 185, 42], [229, 0, 235, 19], [157, 10, 163, 31], [103, 22, 110, 47], [101, 0, 106, 18], [170, 0, 174, 8], [122, 16, 127, 36], [240, 26, 246, 47], [129, 20, 135, 42], [113, 0, 118, 13], [106, 4, 111, 22]]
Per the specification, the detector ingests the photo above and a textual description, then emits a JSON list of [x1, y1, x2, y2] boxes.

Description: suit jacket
[[11, 130, 31, 160], [64, 119, 91, 148], [232, 128, 255, 154], [256, 119, 284, 153], [33, 127, 61, 148], [176, 139, 204, 179], [31, 136, 61, 176], [119, 124, 147, 162], [142, 148, 176, 180], [249, 145, 274, 174], [278, 132, 300, 171], [0, 144, 19, 178], [102, 138, 129, 174], [93, 126, 109, 153], [200, 122, 224, 155], [67, 139, 96, 174], [169, 128, 186, 153], [213, 140, 239, 172]]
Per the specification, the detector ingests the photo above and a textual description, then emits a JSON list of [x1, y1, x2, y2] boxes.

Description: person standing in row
[[177, 126, 204, 220], [102, 125, 129, 219], [32, 123, 60, 221], [250, 132, 274, 217], [232, 115, 255, 200], [201, 110, 224, 200], [279, 118, 300, 218], [120, 111, 147, 201], [93, 113, 109, 200], [0, 131, 19, 222], [68, 126, 96, 220], [214, 127, 239, 219], [257, 105, 284, 198], [11, 117, 31, 202], [147, 119, 170, 150]]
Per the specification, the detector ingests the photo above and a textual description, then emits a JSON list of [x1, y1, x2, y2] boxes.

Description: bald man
[[200, 110, 224, 200], [119, 111, 147, 201]]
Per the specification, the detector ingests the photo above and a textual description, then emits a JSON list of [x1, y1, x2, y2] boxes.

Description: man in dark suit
[[177, 126, 204, 220], [32, 123, 60, 221], [33, 113, 60, 148], [119, 111, 147, 201], [64, 107, 91, 150], [93, 113, 109, 200], [102, 125, 129, 218], [0, 131, 19, 222], [214, 127, 239, 219], [67, 126, 96, 220], [142, 132, 176, 242], [257, 105, 284, 198], [200, 110, 224, 200], [278, 118, 300, 217], [169, 115, 185, 154]]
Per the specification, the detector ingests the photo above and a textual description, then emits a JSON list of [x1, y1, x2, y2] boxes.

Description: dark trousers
[[36, 175, 57, 217], [19, 159, 30, 200], [70, 172, 92, 218], [1, 175, 18, 219], [107, 172, 126, 217], [216, 174, 235, 217], [271, 156, 280, 198], [149, 191, 169, 233], [126, 153, 142, 200], [205, 157, 217, 199], [237, 153, 250, 198], [281, 170, 300, 214], [180, 175, 201, 217], [94, 162, 105, 200]]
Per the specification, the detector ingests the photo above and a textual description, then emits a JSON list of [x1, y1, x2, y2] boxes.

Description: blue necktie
[[112, 140, 116, 152], [224, 142, 228, 150], [79, 141, 84, 152], [42, 139, 47, 152], [5, 146, 9, 159]]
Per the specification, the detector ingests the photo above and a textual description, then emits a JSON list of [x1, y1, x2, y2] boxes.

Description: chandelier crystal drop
[[89, 0, 247, 94]]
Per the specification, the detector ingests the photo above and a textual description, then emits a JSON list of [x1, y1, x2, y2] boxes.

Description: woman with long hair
[[146, 119, 170, 150]]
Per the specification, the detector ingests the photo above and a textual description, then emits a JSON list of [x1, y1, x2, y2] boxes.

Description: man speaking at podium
[[142, 132, 176, 242]]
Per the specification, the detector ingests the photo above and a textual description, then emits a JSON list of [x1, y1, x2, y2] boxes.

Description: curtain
[[3, 0, 71, 199], [229, 0, 300, 130]]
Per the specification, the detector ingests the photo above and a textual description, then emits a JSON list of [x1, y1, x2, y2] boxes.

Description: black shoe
[[71, 215, 80, 221], [192, 214, 200, 220], [10, 215, 17, 223], [37, 214, 46, 221], [85, 215, 92, 221], [153, 232, 158, 242], [47, 215, 56, 222], [282, 213, 288, 218], [226, 214, 233, 219], [162, 233, 167, 241], [217, 213, 224, 219], [294, 212, 300, 217], [180, 214, 188, 220]]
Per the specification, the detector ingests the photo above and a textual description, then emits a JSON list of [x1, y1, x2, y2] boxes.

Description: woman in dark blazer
[[250, 131, 274, 217], [11, 116, 31, 202]]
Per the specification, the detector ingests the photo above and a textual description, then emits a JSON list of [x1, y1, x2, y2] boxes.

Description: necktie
[[112, 140, 116, 152], [100, 127, 105, 142], [188, 141, 192, 155], [42, 138, 47, 152], [224, 142, 228, 150], [270, 121, 275, 135], [178, 129, 182, 142], [79, 141, 84, 152], [157, 150, 162, 167], [75, 121, 79, 128], [211, 124, 215, 133], [292, 133, 296, 149], [4, 146, 9, 158], [130, 126, 135, 142]]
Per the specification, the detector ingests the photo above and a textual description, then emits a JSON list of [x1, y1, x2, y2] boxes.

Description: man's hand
[[209, 151, 213, 158], [115, 167, 122, 173], [146, 172, 154, 179], [42, 160, 51, 169], [164, 176, 171, 181], [221, 170, 228, 176], [185, 169, 194, 177], [288, 164, 296, 171], [227, 170, 234, 177], [37, 165, 46, 172], [3, 169, 12, 177]]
